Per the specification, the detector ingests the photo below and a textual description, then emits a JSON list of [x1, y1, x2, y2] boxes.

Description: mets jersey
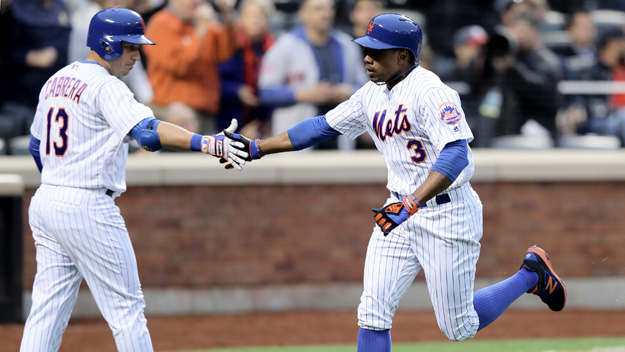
[[325, 66, 475, 197], [30, 60, 151, 193]]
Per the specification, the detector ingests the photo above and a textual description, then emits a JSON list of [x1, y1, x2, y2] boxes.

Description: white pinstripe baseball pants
[[358, 185, 483, 341], [21, 185, 152, 352]]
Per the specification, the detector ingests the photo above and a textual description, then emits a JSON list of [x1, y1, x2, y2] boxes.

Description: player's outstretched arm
[[224, 129, 295, 161], [129, 117, 249, 170], [224, 115, 341, 162]]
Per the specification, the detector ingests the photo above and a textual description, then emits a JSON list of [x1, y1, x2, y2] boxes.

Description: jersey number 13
[[45, 107, 69, 157]]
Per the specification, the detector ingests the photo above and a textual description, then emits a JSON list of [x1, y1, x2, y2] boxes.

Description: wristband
[[401, 195, 419, 215], [190, 134, 202, 151], [250, 139, 264, 159]]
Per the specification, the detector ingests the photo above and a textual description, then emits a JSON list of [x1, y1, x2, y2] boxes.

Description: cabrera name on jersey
[[325, 66, 475, 196], [31, 61, 151, 192]]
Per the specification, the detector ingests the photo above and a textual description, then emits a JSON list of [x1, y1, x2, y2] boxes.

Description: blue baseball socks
[[357, 327, 391, 352], [473, 268, 539, 330]]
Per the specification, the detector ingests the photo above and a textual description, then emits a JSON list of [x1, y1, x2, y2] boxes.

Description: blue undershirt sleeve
[[431, 139, 469, 182], [29, 135, 43, 172], [287, 115, 342, 150]]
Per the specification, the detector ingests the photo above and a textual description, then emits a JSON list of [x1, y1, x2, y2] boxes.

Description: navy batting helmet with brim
[[353, 13, 423, 64], [87, 7, 155, 61]]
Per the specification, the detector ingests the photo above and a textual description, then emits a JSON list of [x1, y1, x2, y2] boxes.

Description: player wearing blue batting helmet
[[87, 7, 155, 61], [353, 13, 423, 65]]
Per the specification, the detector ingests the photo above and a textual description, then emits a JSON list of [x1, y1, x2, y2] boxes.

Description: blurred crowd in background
[[2, 0, 625, 155]]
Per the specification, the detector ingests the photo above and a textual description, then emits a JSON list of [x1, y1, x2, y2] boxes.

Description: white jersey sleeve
[[420, 88, 474, 152], [97, 78, 153, 138], [325, 84, 369, 139]]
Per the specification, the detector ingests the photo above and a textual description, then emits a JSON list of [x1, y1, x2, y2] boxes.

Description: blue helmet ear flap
[[99, 39, 124, 61]]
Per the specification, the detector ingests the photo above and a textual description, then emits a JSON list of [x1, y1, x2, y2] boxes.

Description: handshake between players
[[220, 128, 263, 170]]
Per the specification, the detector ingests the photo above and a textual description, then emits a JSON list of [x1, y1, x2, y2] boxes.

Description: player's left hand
[[372, 195, 419, 235], [223, 130, 264, 162]]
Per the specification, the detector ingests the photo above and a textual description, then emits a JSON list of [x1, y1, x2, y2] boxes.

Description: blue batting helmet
[[87, 7, 155, 61], [353, 13, 423, 64]]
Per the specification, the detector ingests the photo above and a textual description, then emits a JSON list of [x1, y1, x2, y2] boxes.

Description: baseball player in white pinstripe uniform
[[226, 14, 567, 351], [22, 8, 247, 352]]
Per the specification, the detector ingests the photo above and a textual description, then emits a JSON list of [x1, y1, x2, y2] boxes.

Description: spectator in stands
[[164, 102, 200, 134], [0, 2, 12, 112], [347, 0, 385, 149], [440, 25, 489, 143], [554, 9, 597, 79], [217, 0, 275, 139], [349, 0, 385, 54], [497, 0, 539, 27], [573, 26, 625, 144], [474, 12, 562, 146], [0, 2, 13, 152], [424, 0, 498, 58], [550, 9, 597, 137], [144, 0, 237, 134], [68, 0, 153, 104], [0, 0, 71, 150], [257, 0, 368, 150]]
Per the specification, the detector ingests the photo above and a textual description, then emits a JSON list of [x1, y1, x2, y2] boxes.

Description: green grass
[[173, 338, 625, 352]]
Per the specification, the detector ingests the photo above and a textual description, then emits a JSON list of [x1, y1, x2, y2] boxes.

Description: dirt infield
[[1, 310, 624, 352]]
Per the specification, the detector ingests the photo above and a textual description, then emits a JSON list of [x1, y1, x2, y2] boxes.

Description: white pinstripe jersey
[[30, 60, 152, 193], [326, 66, 475, 197]]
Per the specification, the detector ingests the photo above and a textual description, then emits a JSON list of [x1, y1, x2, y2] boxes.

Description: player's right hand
[[372, 195, 419, 235], [224, 130, 264, 162], [205, 119, 248, 171]]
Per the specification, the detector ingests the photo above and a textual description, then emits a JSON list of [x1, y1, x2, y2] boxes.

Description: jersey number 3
[[46, 107, 69, 157], [406, 139, 426, 163]]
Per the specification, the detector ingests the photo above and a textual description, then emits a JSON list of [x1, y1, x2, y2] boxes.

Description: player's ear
[[398, 50, 410, 65]]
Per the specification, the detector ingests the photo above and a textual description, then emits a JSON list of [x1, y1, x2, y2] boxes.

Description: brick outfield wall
[[20, 181, 625, 289]]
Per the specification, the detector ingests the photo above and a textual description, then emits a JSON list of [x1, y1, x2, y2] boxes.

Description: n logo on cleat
[[545, 276, 558, 294]]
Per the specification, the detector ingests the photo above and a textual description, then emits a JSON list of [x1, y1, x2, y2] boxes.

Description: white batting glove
[[202, 119, 248, 170]]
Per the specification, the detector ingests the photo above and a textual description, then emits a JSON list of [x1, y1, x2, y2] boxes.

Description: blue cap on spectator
[[453, 25, 488, 47]]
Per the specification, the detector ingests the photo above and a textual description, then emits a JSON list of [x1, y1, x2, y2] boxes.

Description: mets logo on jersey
[[438, 102, 462, 125]]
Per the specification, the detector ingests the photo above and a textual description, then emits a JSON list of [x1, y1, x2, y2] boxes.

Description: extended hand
[[223, 130, 264, 162], [204, 119, 248, 170], [372, 195, 419, 235]]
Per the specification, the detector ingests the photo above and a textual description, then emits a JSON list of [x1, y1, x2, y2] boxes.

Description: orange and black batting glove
[[372, 195, 419, 236]]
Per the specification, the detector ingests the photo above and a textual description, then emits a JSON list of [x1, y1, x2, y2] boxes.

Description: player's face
[[363, 47, 403, 83], [109, 42, 142, 77]]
